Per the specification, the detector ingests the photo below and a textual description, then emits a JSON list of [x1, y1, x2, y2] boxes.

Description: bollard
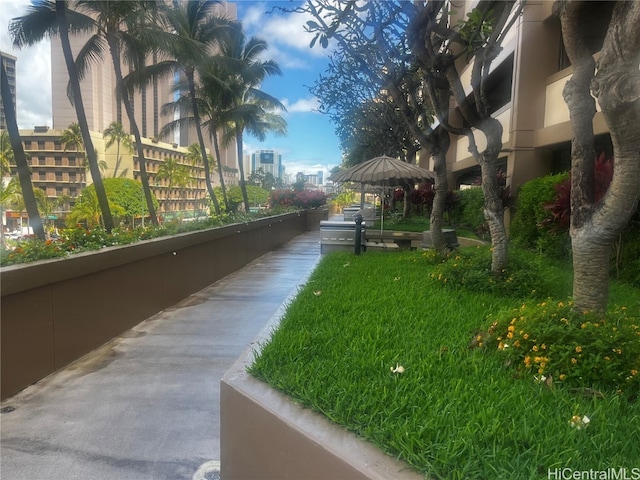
[[354, 213, 363, 255]]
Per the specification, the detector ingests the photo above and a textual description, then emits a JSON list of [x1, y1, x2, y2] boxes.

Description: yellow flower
[[508, 325, 515, 332], [631, 370, 638, 377], [571, 358, 578, 364], [524, 356, 532, 367], [559, 374, 567, 381], [507, 332, 514, 339], [575, 346, 582, 353], [532, 345, 539, 352], [541, 344, 547, 350], [523, 333, 529, 340]]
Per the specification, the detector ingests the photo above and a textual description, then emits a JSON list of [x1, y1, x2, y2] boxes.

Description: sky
[[0, 0, 343, 178]]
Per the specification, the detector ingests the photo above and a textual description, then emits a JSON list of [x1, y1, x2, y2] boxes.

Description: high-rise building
[[250, 150, 284, 180], [0, 51, 17, 131]]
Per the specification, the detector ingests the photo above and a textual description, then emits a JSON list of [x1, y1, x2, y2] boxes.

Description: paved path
[[0, 231, 321, 480]]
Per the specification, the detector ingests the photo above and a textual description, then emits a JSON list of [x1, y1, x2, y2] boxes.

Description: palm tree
[[61, 122, 87, 185], [74, 0, 159, 225], [1, 60, 45, 240], [155, 158, 190, 212], [217, 31, 287, 212], [10, 0, 114, 232], [147, 0, 237, 216], [197, 61, 233, 211], [103, 121, 133, 177], [1, 130, 14, 176]]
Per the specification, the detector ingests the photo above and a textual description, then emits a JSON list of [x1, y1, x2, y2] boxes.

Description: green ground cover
[[249, 247, 640, 480]]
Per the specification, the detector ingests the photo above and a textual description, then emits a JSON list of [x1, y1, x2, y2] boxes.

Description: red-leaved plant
[[543, 152, 613, 231]]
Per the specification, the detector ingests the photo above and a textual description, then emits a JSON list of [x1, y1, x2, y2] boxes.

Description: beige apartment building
[[6, 126, 240, 229], [421, 1, 613, 225], [2, 1, 241, 229]]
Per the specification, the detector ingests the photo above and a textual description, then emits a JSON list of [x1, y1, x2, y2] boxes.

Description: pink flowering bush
[[269, 189, 327, 209]]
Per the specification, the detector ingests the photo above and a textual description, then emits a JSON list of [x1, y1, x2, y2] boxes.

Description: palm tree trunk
[[56, 1, 113, 232], [106, 34, 158, 226], [235, 128, 251, 213], [1, 62, 45, 240], [187, 72, 221, 215], [211, 128, 229, 211]]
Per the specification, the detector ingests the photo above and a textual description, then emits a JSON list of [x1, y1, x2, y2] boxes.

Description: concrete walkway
[[0, 231, 321, 480]]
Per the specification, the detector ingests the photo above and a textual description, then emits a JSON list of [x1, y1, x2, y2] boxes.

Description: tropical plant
[[1, 130, 14, 176], [9, 0, 114, 232], [60, 122, 87, 183], [74, 0, 159, 225], [217, 31, 287, 213], [145, 0, 237, 216], [103, 121, 133, 178], [155, 158, 191, 212]]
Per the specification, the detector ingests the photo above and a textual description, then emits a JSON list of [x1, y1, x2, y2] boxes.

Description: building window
[[69, 158, 76, 166], [54, 141, 62, 150], [55, 173, 62, 181], [38, 141, 45, 149], [69, 172, 76, 182], [39, 157, 46, 165], [70, 188, 77, 197], [55, 157, 62, 166]]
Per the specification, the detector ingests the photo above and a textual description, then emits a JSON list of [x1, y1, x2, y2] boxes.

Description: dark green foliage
[[103, 178, 158, 219], [616, 218, 640, 288], [220, 185, 270, 212], [425, 245, 572, 299], [448, 187, 485, 232], [510, 173, 570, 258]]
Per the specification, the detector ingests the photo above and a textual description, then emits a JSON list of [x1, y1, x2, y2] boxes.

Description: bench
[[365, 231, 423, 250], [364, 241, 400, 251], [320, 220, 367, 254], [421, 229, 459, 249]]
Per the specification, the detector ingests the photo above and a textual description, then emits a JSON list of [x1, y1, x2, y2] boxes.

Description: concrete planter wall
[[220, 298, 422, 480], [1, 212, 315, 400], [305, 207, 329, 231]]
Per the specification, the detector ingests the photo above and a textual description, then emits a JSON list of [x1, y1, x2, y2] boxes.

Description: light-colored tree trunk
[[559, 0, 640, 313]]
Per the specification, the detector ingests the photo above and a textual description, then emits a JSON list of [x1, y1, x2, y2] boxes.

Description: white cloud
[[1, 0, 53, 129], [282, 97, 320, 113], [241, 1, 335, 60]]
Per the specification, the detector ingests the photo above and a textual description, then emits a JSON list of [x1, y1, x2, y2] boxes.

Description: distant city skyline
[[0, 0, 343, 178]]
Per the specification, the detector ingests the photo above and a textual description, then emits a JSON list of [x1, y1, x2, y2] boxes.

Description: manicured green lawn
[[249, 248, 640, 480]]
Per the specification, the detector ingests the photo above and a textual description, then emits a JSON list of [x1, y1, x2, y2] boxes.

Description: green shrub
[[481, 301, 640, 399], [615, 219, 640, 288], [449, 187, 486, 233], [425, 245, 572, 299], [510, 173, 570, 258]]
